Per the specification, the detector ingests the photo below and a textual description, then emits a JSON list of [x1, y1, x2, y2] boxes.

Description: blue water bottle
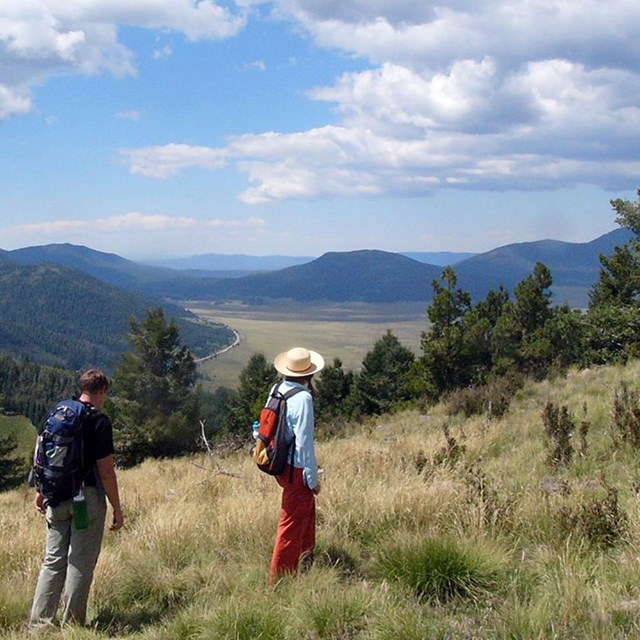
[[252, 420, 260, 440]]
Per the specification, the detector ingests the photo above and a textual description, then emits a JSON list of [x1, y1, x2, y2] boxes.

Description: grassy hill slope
[[2, 361, 640, 638]]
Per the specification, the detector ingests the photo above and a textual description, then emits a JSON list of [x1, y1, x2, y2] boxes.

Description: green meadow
[[0, 414, 34, 458], [190, 302, 427, 389]]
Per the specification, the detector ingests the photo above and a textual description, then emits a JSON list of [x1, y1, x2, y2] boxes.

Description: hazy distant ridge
[[204, 250, 443, 303], [454, 229, 633, 306], [143, 253, 316, 271], [402, 251, 476, 265], [143, 251, 476, 271]]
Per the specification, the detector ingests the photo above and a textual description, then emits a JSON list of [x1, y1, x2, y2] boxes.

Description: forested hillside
[[0, 356, 77, 427], [0, 261, 234, 371], [10, 243, 186, 288]]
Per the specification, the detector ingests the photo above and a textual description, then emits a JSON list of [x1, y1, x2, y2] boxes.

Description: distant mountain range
[[142, 250, 476, 271], [173, 250, 443, 303], [402, 251, 477, 266], [144, 253, 316, 272], [3, 228, 633, 311], [454, 229, 634, 307]]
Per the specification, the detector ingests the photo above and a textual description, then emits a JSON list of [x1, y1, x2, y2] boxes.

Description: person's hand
[[312, 482, 321, 495], [34, 493, 46, 515], [110, 508, 125, 531]]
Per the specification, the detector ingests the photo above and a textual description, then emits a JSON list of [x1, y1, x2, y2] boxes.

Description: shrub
[[446, 375, 524, 419], [205, 604, 286, 640], [431, 424, 466, 470], [579, 402, 590, 456], [292, 588, 370, 639], [465, 465, 514, 532], [556, 480, 628, 548], [316, 543, 362, 579], [611, 382, 640, 447], [0, 433, 28, 492], [542, 401, 574, 466]]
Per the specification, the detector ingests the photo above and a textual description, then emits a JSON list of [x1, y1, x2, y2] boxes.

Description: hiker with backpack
[[29, 369, 124, 630], [260, 346, 324, 585]]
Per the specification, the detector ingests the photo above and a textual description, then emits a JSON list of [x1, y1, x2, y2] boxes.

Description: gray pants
[[29, 486, 107, 629]]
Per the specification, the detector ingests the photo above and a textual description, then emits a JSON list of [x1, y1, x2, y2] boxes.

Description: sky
[[1, 0, 639, 259]]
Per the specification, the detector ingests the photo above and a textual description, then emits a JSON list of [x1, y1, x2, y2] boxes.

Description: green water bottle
[[73, 489, 89, 530]]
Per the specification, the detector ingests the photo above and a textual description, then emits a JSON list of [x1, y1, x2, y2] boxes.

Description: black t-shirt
[[80, 402, 115, 486]]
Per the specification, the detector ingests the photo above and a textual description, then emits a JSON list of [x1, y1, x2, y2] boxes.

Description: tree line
[[2, 190, 640, 487]]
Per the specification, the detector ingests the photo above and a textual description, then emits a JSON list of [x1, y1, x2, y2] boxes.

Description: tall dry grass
[[2, 362, 640, 637]]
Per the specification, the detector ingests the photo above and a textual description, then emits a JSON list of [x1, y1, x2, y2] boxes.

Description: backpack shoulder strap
[[282, 386, 308, 401], [269, 382, 283, 399], [78, 400, 97, 418]]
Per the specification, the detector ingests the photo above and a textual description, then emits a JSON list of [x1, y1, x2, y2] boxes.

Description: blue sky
[[1, 1, 638, 259]]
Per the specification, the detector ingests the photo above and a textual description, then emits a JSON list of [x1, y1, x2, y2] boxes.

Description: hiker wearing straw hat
[[268, 346, 325, 584]]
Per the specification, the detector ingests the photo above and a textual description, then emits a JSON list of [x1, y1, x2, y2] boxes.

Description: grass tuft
[[372, 534, 505, 604]]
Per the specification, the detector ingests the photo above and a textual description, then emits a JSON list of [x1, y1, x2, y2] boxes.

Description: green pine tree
[[587, 189, 640, 363], [590, 189, 640, 308], [223, 353, 278, 436], [109, 307, 200, 467], [0, 433, 27, 492], [315, 357, 354, 422], [418, 267, 473, 397], [350, 331, 415, 417]]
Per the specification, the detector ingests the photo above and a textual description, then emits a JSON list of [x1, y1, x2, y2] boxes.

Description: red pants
[[269, 465, 316, 584]]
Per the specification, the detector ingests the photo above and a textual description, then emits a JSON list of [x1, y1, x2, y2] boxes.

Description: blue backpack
[[32, 399, 93, 507]]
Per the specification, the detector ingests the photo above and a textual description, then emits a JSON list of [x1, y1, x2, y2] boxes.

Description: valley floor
[[189, 301, 427, 389]]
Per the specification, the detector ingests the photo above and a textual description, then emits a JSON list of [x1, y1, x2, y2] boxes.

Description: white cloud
[[244, 59, 266, 71], [204, 216, 267, 228], [3, 212, 198, 236], [121, 143, 229, 178], [115, 1, 640, 199], [5, 0, 640, 201], [122, 59, 640, 198], [95, 212, 197, 231], [153, 45, 173, 59], [0, 212, 272, 253], [0, 0, 247, 120], [116, 109, 142, 121], [0, 83, 32, 118], [309, 59, 537, 135], [275, 0, 640, 70], [5, 219, 91, 235]]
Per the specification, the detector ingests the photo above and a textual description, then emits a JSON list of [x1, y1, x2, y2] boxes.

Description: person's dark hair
[[79, 369, 109, 394]]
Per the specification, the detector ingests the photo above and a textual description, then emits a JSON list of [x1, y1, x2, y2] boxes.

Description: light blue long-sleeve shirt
[[270, 380, 318, 490]]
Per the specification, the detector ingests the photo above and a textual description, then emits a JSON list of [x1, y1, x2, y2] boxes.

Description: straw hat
[[274, 347, 325, 378]]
